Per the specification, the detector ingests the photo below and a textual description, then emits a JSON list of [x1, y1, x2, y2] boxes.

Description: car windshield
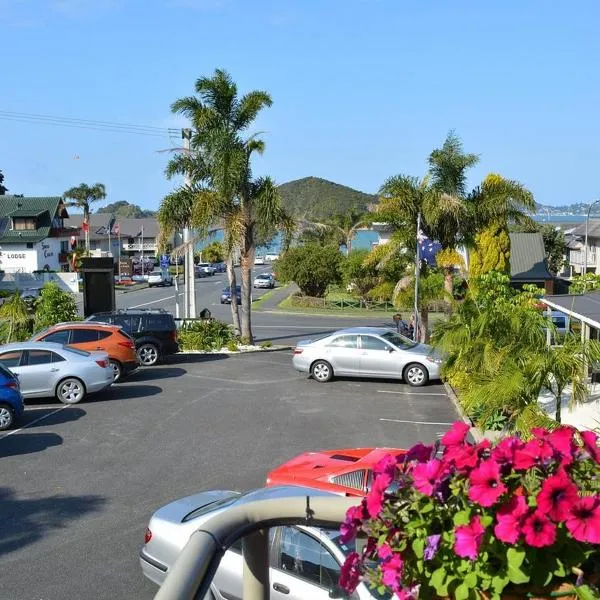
[[380, 331, 418, 350], [150, 270, 162, 275], [223, 286, 241, 293]]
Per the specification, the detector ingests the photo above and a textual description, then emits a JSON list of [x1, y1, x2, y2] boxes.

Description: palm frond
[[235, 91, 272, 130]]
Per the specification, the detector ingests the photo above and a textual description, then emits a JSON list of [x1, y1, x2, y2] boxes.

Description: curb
[[443, 381, 482, 443], [177, 345, 292, 355], [260, 308, 394, 319]]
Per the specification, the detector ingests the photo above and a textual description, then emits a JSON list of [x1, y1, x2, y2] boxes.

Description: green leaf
[[480, 515, 494, 527], [464, 572, 478, 589], [453, 510, 471, 526], [490, 574, 510, 594], [575, 585, 597, 600], [506, 548, 529, 585], [412, 538, 424, 559], [553, 557, 567, 578], [454, 582, 470, 600], [430, 567, 448, 596]]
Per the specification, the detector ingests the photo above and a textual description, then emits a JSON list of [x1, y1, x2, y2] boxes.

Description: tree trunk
[[226, 257, 241, 335], [240, 243, 254, 344], [443, 266, 454, 300], [555, 386, 563, 424], [419, 307, 429, 343]]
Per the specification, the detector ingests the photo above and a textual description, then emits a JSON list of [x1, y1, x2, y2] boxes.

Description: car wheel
[[56, 377, 86, 404], [0, 403, 15, 431], [110, 360, 122, 382], [311, 360, 333, 383], [138, 343, 159, 366], [403, 362, 428, 387]]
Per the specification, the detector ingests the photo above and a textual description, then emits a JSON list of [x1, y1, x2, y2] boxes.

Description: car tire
[[56, 377, 86, 404], [137, 343, 160, 366], [311, 360, 333, 383], [110, 360, 122, 382], [403, 362, 429, 387], [0, 403, 15, 431]]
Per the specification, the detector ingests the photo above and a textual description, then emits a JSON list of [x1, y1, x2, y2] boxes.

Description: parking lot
[[1, 350, 459, 600]]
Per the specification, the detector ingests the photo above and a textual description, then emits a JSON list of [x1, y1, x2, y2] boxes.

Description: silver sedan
[[139, 486, 383, 599], [0, 342, 114, 404], [292, 326, 442, 386]]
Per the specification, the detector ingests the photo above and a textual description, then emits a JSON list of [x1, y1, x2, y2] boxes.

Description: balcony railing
[[123, 242, 157, 251], [570, 250, 597, 266]]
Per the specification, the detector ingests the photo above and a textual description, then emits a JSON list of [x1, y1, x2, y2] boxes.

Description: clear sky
[[1, 0, 599, 211]]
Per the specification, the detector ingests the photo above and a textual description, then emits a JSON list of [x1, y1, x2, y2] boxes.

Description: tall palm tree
[[310, 209, 369, 254], [63, 183, 106, 251], [0, 292, 29, 343]]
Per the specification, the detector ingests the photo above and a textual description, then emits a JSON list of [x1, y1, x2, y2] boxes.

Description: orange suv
[[31, 322, 138, 382]]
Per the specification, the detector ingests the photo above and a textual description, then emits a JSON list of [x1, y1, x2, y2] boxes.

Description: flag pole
[[141, 226, 144, 277], [414, 212, 421, 342], [118, 226, 121, 279]]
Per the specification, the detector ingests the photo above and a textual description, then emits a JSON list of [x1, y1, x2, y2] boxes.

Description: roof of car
[[49, 321, 118, 329], [332, 327, 393, 335], [0, 341, 67, 350]]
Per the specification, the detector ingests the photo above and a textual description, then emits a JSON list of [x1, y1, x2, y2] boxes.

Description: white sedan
[[254, 256, 266, 265], [147, 269, 174, 287]]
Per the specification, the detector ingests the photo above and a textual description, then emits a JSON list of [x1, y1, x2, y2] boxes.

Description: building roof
[[509, 232, 553, 281], [64, 214, 160, 240], [543, 291, 600, 329], [571, 219, 600, 238], [0, 196, 67, 244]]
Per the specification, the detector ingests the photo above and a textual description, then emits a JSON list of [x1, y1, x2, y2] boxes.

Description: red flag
[[82, 221, 89, 233]]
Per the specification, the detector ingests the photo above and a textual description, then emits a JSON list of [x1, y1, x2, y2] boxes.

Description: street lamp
[[583, 199, 600, 279]]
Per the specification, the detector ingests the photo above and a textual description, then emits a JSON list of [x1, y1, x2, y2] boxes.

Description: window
[[552, 317, 566, 329], [60, 240, 69, 253], [26, 242, 34, 249], [361, 336, 391, 351], [278, 527, 340, 589], [0, 351, 23, 368], [27, 350, 53, 366], [42, 330, 70, 345], [71, 329, 99, 343], [327, 335, 358, 349], [97, 330, 113, 340], [146, 315, 172, 331], [51, 352, 65, 363], [381, 331, 418, 350], [12, 217, 36, 231]]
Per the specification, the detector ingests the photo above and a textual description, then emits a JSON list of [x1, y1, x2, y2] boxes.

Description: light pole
[[583, 199, 600, 281]]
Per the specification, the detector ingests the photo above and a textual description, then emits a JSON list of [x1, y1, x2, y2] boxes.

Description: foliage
[[432, 272, 600, 434], [469, 222, 511, 277], [511, 221, 567, 275], [366, 280, 396, 302], [201, 241, 225, 263], [178, 319, 235, 351], [570, 273, 600, 294], [0, 169, 7, 194], [226, 339, 239, 352], [259, 340, 272, 348], [308, 208, 370, 253], [0, 292, 30, 342], [275, 245, 343, 297], [63, 182, 106, 219], [342, 249, 378, 299], [33, 283, 79, 332], [97, 200, 155, 218], [278, 176, 376, 220], [340, 423, 600, 600]]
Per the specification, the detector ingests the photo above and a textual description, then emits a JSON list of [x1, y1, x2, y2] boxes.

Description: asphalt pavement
[[1, 351, 460, 600]]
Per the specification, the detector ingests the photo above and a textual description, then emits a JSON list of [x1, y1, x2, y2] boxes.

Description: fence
[[288, 293, 395, 311]]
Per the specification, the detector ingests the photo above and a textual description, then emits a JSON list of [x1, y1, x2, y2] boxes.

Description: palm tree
[[0, 292, 29, 343], [310, 209, 369, 254], [63, 183, 106, 251]]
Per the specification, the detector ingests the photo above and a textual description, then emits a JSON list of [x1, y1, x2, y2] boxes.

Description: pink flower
[[522, 511, 557, 548], [339, 552, 361, 592], [381, 552, 404, 592], [494, 496, 528, 544], [442, 421, 470, 447], [404, 442, 434, 463], [514, 438, 554, 470], [340, 503, 365, 543], [566, 496, 600, 543], [396, 585, 419, 599], [374, 454, 399, 478], [468, 460, 506, 507], [366, 465, 394, 518], [492, 436, 522, 467], [412, 459, 444, 496], [454, 515, 485, 560], [536, 469, 579, 522], [546, 427, 576, 465], [581, 430, 600, 463]]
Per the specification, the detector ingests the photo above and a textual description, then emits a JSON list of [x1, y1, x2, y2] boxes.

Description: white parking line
[[380, 418, 454, 426], [377, 389, 447, 396], [130, 296, 175, 308], [0, 406, 67, 440]]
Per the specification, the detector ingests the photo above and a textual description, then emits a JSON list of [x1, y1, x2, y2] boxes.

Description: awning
[[543, 291, 600, 329]]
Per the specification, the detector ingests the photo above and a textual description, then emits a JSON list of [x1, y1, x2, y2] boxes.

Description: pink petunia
[[339, 552, 361, 592], [454, 515, 485, 560], [468, 460, 506, 507], [492, 436, 523, 467], [412, 459, 444, 496], [374, 454, 400, 478], [581, 430, 600, 463], [536, 469, 579, 522], [522, 511, 557, 548], [494, 495, 528, 544], [442, 421, 470, 447], [404, 442, 434, 464], [340, 503, 365, 543], [546, 426, 576, 465], [514, 438, 554, 470], [566, 496, 600, 543], [381, 552, 404, 592]]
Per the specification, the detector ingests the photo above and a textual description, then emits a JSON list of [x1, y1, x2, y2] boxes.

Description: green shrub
[[238, 336, 251, 346], [34, 282, 79, 332], [226, 340, 239, 352], [178, 319, 235, 351], [259, 340, 272, 348]]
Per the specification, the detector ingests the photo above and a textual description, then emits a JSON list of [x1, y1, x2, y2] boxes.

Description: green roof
[[0, 196, 66, 243], [509, 233, 553, 281]]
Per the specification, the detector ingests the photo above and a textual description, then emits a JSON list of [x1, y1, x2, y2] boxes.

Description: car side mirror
[[388, 347, 395, 353], [329, 584, 346, 599]]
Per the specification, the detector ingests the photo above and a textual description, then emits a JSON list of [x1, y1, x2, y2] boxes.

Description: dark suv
[[86, 309, 179, 366]]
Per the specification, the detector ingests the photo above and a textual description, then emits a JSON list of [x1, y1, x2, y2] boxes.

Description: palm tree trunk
[[443, 266, 454, 301], [226, 257, 241, 334], [419, 307, 429, 343], [555, 386, 563, 424], [240, 245, 254, 344]]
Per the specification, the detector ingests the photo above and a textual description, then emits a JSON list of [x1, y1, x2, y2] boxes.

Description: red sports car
[[266, 447, 406, 497]]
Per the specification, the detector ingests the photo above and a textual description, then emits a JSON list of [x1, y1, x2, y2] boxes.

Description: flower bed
[[340, 422, 600, 599]]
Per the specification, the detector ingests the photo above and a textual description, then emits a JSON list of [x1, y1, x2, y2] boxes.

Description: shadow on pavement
[[166, 353, 230, 364], [98, 384, 163, 401], [21, 407, 86, 429], [0, 432, 63, 458], [0, 487, 106, 556], [127, 367, 187, 381]]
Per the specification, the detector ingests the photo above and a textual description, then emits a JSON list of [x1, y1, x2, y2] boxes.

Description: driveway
[[0, 351, 459, 599]]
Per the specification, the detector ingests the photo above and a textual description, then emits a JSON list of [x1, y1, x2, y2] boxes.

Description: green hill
[[278, 177, 377, 219]]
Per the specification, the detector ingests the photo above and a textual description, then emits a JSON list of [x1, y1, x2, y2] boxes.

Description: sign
[[160, 254, 170, 268], [119, 258, 132, 277]]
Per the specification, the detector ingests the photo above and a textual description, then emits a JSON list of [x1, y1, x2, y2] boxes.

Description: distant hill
[[535, 201, 590, 215], [278, 177, 377, 219], [97, 200, 155, 218]]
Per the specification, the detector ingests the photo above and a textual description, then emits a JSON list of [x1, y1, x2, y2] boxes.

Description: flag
[[418, 234, 442, 266], [95, 226, 107, 235], [112, 221, 120, 236], [106, 216, 116, 233], [136, 229, 143, 237], [82, 221, 89, 233]]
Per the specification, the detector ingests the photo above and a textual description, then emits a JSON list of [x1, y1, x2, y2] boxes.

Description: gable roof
[[571, 219, 600, 238], [509, 232, 553, 281], [0, 196, 67, 243]]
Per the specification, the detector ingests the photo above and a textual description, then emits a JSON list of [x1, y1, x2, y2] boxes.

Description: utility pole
[[413, 212, 421, 342], [182, 128, 196, 318]]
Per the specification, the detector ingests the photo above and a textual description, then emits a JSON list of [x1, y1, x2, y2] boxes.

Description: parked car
[[253, 273, 274, 289], [0, 342, 113, 404], [0, 362, 24, 431], [195, 265, 210, 278], [254, 256, 266, 265], [139, 486, 381, 599], [211, 262, 226, 273], [220, 285, 242, 304], [86, 309, 179, 367], [265, 253, 279, 262], [266, 447, 406, 496], [196, 263, 215, 276], [31, 322, 138, 381], [170, 255, 184, 266], [147, 269, 174, 288], [293, 326, 443, 387]]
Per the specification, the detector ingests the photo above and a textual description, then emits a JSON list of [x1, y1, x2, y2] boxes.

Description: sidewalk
[[538, 384, 600, 431], [254, 283, 297, 310]]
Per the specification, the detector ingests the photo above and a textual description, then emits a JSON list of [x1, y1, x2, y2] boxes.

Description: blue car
[[0, 363, 24, 431], [220, 285, 242, 304]]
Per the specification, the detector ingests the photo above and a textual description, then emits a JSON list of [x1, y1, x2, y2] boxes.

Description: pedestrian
[[393, 313, 408, 335], [408, 314, 416, 340]]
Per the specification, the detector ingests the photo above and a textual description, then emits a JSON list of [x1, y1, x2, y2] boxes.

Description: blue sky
[[1, 0, 599, 211]]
